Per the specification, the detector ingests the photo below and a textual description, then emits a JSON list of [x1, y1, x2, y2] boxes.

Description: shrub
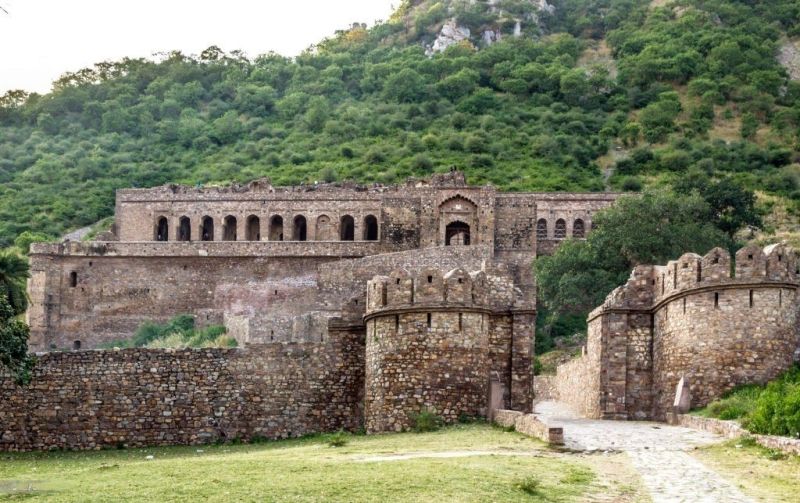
[[326, 431, 349, 448], [513, 476, 542, 496], [410, 409, 443, 432]]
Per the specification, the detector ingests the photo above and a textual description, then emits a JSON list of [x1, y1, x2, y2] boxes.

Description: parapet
[[365, 263, 524, 316], [590, 244, 798, 319]]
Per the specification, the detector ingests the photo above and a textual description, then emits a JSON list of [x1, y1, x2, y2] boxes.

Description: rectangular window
[[749, 290, 754, 308], [458, 313, 463, 332], [714, 292, 719, 308], [427, 313, 432, 328], [395, 315, 399, 331], [683, 298, 686, 314]]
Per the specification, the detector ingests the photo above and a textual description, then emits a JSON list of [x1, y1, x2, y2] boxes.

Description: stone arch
[[223, 215, 237, 241], [315, 214, 335, 241], [246, 215, 260, 241], [155, 216, 168, 242], [573, 219, 585, 238], [554, 219, 566, 239], [536, 219, 548, 240], [293, 215, 307, 241], [363, 215, 379, 241], [445, 221, 471, 246], [269, 215, 284, 241], [439, 195, 477, 245], [201, 216, 214, 241], [340, 215, 355, 241], [178, 216, 191, 241]]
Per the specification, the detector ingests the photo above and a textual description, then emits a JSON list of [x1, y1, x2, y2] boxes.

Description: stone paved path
[[534, 401, 754, 503]]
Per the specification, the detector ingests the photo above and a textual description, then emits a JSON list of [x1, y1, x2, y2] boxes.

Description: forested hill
[[1, 0, 799, 247]]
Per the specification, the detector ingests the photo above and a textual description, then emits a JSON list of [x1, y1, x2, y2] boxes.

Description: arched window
[[573, 219, 585, 238], [246, 215, 260, 241], [155, 216, 169, 242], [201, 216, 214, 241], [554, 219, 566, 239], [536, 219, 548, 239], [315, 215, 335, 241], [340, 215, 355, 241], [445, 221, 470, 246], [178, 217, 191, 241], [269, 215, 284, 241], [223, 215, 237, 241], [363, 215, 378, 241], [293, 215, 307, 241]]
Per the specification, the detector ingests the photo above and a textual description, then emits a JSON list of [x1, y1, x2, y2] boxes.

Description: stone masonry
[[552, 244, 800, 420]]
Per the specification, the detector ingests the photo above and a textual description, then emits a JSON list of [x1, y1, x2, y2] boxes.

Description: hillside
[[1, 0, 799, 246]]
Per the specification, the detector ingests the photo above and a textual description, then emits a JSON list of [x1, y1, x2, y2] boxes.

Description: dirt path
[[535, 401, 753, 502]]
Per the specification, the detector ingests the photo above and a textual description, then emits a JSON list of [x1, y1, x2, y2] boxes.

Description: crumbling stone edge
[[492, 409, 564, 445], [668, 413, 800, 456]]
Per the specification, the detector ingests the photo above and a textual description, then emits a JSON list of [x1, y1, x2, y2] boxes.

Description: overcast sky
[[0, 0, 398, 94]]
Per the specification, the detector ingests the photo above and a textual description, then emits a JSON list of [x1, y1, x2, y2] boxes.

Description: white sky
[[0, 0, 398, 94]]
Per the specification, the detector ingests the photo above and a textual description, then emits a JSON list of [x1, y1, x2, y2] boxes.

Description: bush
[[326, 431, 349, 448], [410, 409, 443, 432], [513, 476, 542, 496]]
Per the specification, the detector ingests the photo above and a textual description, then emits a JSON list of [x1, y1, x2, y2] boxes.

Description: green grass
[[0, 424, 598, 502]]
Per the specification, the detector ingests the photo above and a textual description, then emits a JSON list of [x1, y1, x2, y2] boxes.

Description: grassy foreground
[[0, 424, 603, 502], [693, 439, 800, 503]]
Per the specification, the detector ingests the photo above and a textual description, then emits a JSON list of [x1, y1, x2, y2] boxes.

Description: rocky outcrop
[[779, 39, 800, 81], [426, 19, 471, 56]]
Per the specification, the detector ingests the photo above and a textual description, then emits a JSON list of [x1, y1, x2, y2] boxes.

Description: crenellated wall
[[363, 264, 534, 433], [553, 244, 800, 420]]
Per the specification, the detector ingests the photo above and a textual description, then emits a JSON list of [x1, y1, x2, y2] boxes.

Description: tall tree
[[0, 249, 30, 315], [0, 294, 32, 384]]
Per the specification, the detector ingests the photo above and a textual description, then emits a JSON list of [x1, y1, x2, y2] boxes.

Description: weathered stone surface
[[553, 245, 799, 420]]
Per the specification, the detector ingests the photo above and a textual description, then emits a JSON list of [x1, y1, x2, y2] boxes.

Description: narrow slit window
[[714, 292, 719, 308], [69, 271, 78, 288], [458, 313, 463, 332], [426, 313, 432, 328], [395, 315, 399, 331], [749, 290, 754, 308], [427, 275, 433, 284], [779, 289, 783, 307], [683, 298, 686, 314]]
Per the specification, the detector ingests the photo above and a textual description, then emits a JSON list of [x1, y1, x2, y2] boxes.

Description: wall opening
[[554, 219, 566, 239], [536, 219, 548, 239], [246, 215, 260, 241], [340, 215, 355, 241], [269, 215, 284, 241], [697, 262, 702, 282], [683, 298, 686, 314], [72, 340, 81, 350], [155, 217, 169, 242], [779, 289, 783, 307], [395, 315, 399, 331], [427, 275, 433, 283], [223, 215, 237, 241], [572, 219, 585, 238], [445, 221, 470, 246], [426, 313, 432, 328], [363, 215, 378, 241], [69, 271, 78, 288], [178, 216, 191, 241], [293, 215, 307, 241], [201, 216, 214, 241], [458, 313, 463, 332], [749, 290, 754, 308], [714, 292, 719, 308]]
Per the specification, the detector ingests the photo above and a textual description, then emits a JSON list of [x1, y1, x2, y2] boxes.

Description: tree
[[0, 249, 30, 315], [0, 295, 32, 385], [383, 68, 427, 103], [674, 175, 762, 239], [535, 189, 729, 316]]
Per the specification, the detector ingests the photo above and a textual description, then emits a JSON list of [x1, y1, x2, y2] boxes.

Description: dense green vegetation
[[0, 249, 32, 383], [1, 0, 799, 247], [695, 365, 800, 438], [100, 315, 235, 349]]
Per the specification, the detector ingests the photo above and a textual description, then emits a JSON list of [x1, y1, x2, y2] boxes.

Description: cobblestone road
[[534, 401, 753, 503]]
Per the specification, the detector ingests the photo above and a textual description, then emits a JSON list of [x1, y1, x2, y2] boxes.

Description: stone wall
[[0, 330, 364, 452], [552, 244, 800, 421], [492, 409, 564, 445]]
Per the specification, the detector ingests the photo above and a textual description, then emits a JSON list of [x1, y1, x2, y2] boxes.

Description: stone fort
[[1, 171, 798, 451]]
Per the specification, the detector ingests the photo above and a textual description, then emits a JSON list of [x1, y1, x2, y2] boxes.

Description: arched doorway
[[201, 216, 214, 241], [223, 215, 237, 241], [445, 221, 471, 246], [554, 219, 566, 239], [363, 215, 378, 241], [536, 219, 548, 240], [178, 217, 191, 241], [269, 215, 284, 241], [155, 217, 169, 241], [293, 215, 307, 241], [340, 215, 355, 241], [246, 215, 260, 241]]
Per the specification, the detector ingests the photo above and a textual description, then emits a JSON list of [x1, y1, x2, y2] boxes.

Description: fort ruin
[[2, 171, 799, 451]]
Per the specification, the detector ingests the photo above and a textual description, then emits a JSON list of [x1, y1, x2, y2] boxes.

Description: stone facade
[[27, 171, 617, 351], [363, 264, 534, 432], [552, 244, 800, 420]]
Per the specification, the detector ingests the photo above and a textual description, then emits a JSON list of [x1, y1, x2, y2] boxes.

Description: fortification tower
[[364, 264, 534, 433]]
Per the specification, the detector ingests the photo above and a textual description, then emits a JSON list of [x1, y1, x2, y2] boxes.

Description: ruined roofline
[[588, 243, 799, 320]]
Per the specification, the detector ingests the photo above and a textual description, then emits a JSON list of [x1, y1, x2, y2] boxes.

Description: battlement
[[365, 263, 527, 318], [591, 244, 799, 319]]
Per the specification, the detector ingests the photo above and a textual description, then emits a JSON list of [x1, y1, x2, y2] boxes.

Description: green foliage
[[13, 231, 53, 254], [103, 315, 235, 349], [0, 248, 30, 315], [0, 0, 798, 247], [535, 189, 729, 315], [325, 431, 350, 448], [0, 295, 34, 385], [410, 408, 444, 432], [700, 366, 800, 438], [513, 475, 542, 496]]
